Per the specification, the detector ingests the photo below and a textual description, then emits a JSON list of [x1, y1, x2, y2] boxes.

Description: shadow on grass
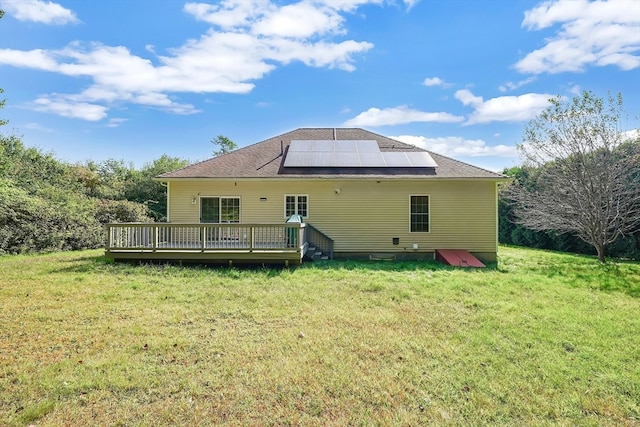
[[50, 248, 639, 297], [300, 258, 498, 273], [53, 254, 293, 278], [52, 252, 497, 278]]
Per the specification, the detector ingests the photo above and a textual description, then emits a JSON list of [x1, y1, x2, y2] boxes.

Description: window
[[410, 195, 429, 232], [285, 195, 308, 218], [201, 197, 240, 223]]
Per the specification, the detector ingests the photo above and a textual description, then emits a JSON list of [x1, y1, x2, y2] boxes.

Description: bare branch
[[506, 91, 640, 262]]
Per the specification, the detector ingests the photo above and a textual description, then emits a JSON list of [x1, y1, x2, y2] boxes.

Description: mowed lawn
[[0, 246, 638, 426]]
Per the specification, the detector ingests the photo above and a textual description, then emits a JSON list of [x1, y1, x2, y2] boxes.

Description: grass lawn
[[0, 246, 639, 426]]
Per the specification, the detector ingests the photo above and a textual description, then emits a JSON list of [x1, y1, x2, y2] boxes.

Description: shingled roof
[[159, 128, 506, 180]]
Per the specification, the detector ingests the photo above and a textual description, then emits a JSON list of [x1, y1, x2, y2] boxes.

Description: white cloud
[[106, 118, 128, 128], [454, 89, 554, 125], [252, 3, 344, 38], [0, 48, 60, 70], [516, 0, 640, 74], [423, 76, 451, 87], [24, 122, 54, 132], [1, 0, 78, 25], [568, 84, 582, 96], [498, 76, 537, 92], [391, 135, 518, 158], [622, 128, 640, 141], [1, 0, 392, 121], [403, 0, 421, 11], [31, 96, 107, 121], [344, 105, 464, 126], [184, 1, 259, 28], [316, 0, 384, 13], [455, 89, 483, 107]]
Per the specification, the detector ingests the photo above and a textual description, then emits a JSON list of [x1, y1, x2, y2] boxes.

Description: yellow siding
[[167, 179, 498, 257]]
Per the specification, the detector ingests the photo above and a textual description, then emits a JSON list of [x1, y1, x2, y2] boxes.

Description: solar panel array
[[283, 140, 438, 168]]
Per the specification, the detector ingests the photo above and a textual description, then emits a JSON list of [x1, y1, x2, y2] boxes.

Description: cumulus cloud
[[344, 106, 464, 126], [1, 0, 78, 25], [0, 0, 395, 121], [183, 0, 268, 28], [454, 89, 554, 125], [31, 96, 107, 121], [516, 0, 640, 74], [423, 76, 451, 87], [391, 135, 518, 158], [622, 128, 640, 141]]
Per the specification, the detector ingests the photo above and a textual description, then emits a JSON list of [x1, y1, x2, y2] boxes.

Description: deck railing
[[106, 223, 307, 252], [305, 224, 334, 259]]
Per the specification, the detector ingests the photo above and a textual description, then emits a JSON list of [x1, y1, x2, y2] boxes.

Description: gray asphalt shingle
[[159, 128, 505, 180]]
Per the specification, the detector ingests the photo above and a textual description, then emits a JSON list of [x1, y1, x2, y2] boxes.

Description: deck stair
[[305, 246, 329, 261], [436, 249, 485, 268]]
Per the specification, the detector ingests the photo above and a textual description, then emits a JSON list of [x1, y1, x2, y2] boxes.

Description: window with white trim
[[285, 195, 308, 218], [200, 197, 240, 223], [410, 195, 430, 232]]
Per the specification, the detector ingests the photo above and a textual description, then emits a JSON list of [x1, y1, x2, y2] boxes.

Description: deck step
[[435, 249, 485, 268], [304, 246, 328, 262]]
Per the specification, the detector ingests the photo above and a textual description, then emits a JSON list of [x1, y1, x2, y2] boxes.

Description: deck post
[[152, 225, 157, 252], [200, 225, 205, 251], [106, 224, 112, 251], [250, 226, 255, 252]]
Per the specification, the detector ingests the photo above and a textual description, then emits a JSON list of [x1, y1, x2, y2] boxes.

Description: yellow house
[[106, 128, 507, 265]]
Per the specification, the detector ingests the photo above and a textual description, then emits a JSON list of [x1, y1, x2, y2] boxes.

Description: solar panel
[[335, 153, 360, 166], [283, 140, 438, 168], [335, 140, 357, 152], [313, 143, 333, 152], [356, 140, 380, 153], [359, 152, 386, 167], [382, 152, 411, 167], [288, 140, 313, 152], [406, 152, 439, 167]]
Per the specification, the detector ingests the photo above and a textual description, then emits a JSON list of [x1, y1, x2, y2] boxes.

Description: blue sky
[[1, 0, 639, 172]]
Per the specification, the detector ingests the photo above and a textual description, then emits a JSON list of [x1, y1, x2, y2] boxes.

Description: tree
[[125, 155, 190, 221], [505, 91, 640, 262], [0, 12, 6, 128], [211, 135, 237, 157], [0, 88, 7, 128]]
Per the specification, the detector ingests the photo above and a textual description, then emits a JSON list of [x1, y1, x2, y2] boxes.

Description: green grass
[[0, 246, 638, 426]]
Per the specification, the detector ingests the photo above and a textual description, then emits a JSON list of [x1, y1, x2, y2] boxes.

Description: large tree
[[211, 135, 237, 157], [505, 91, 640, 262], [125, 155, 190, 221]]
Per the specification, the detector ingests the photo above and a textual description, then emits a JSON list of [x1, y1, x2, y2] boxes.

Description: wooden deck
[[105, 223, 310, 266]]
